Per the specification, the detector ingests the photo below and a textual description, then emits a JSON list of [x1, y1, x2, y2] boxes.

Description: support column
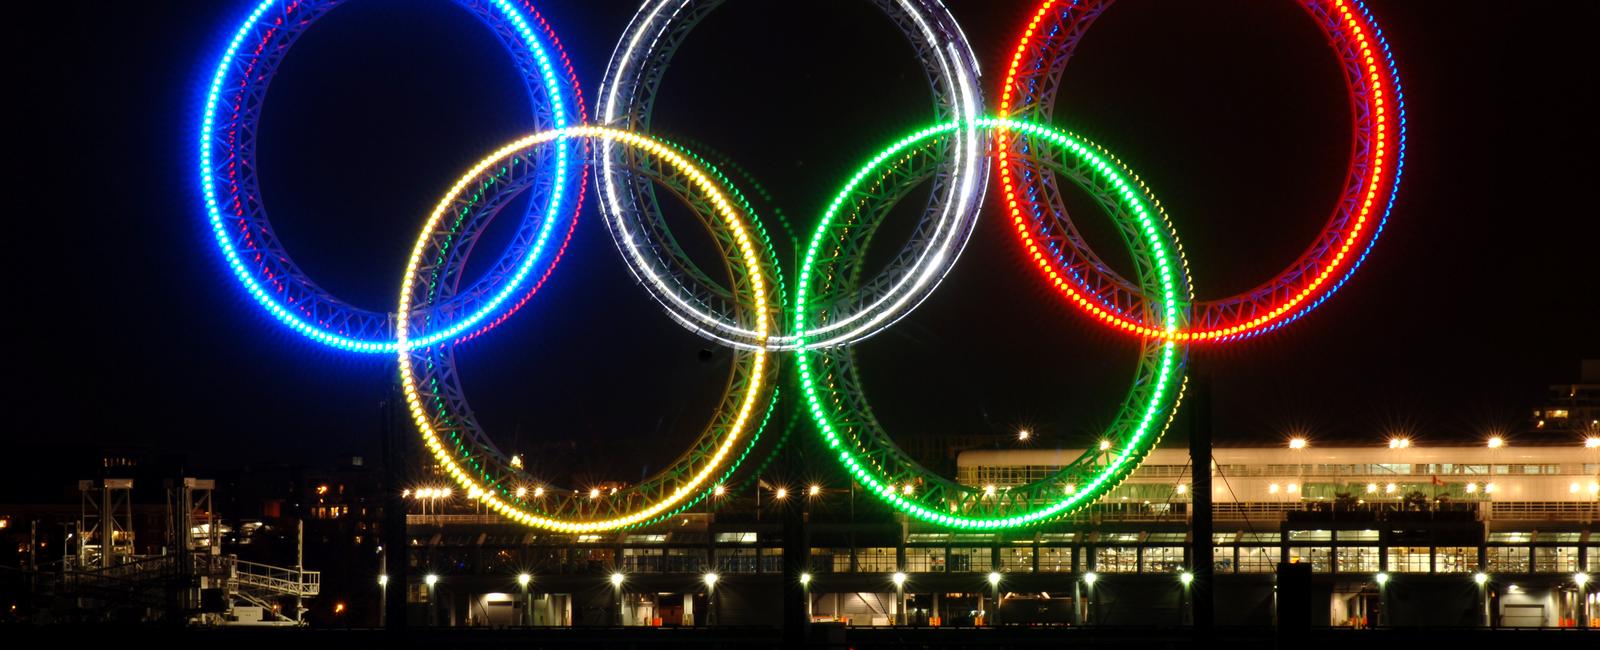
[[1189, 369, 1214, 636]]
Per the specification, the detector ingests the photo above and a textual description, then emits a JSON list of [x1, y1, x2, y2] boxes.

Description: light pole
[[518, 573, 532, 626], [987, 572, 1002, 626], [611, 572, 626, 626], [1574, 572, 1590, 628], [1474, 572, 1489, 627], [378, 574, 388, 627], [1374, 572, 1389, 627], [800, 572, 812, 621], [424, 573, 439, 626], [1083, 572, 1098, 625], [704, 572, 719, 626], [891, 572, 907, 625], [1180, 570, 1194, 625]]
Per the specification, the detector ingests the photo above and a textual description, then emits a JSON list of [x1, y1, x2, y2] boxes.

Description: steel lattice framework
[[796, 119, 1190, 528], [595, 0, 989, 351], [199, 0, 585, 353], [398, 127, 782, 533], [998, 0, 1406, 342]]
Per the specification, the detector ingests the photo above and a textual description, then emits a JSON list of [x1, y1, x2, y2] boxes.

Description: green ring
[[794, 117, 1191, 529]]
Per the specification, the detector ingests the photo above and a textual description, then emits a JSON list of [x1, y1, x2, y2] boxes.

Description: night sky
[[11, 1, 1597, 479]]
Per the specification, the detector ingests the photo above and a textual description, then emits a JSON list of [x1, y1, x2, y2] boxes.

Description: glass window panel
[[950, 547, 992, 572], [1143, 546, 1185, 573], [1534, 546, 1579, 573], [1095, 547, 1138, 573], [1486, 547, 1529, 573], [1038, 547, 1073, 573], [1238, 547, 1280, 573], [1388, 547, 1430, 573], [905, 547, 945, 573], [1341, 547, 1380, 573], [1213, 547, 1234, 574], [1000, 546, 1034, 572], [1436, 547, 1478, 573], [857, 547, 898, 573], [810, 548, 850, 574], [1288, 547, 1332, 573]]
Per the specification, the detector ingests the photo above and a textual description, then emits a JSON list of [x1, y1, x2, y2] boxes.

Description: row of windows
[[959, 463, 1576, 487], [413, 544, 1600, 576]]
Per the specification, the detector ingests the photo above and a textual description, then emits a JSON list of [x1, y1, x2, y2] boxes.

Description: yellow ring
[[396, 126, 772, 533]]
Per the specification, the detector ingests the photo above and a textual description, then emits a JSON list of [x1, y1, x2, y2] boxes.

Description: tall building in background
[[1532, 360, 1600, 436]]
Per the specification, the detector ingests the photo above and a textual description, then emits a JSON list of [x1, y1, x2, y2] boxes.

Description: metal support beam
[[1189, 368, 1214, 636]]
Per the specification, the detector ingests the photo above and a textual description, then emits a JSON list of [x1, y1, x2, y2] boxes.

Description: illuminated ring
[[199, 0, 584, 353], [397, 126, 779, 533], [998, 0, 1405, 342], [796, 118, 1189, 529], [596, 0, 988, 351]]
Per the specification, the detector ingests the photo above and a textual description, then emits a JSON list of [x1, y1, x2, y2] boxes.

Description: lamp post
[[1474, 572, 1489, 627], [1180, 570, 1194, 625], [704, 572, 719, 626], [987, 572, 1002, 626], [424, 573, 439, 626], [611, 572, 626, 626], [1574, 572, 1590, 628], [1374, 572, 1389, 627], [800, 572, 812, 621], [891, 572, 907, 625], [1083, 571, 1098, 625], [377, 574, 388, 627], [518, 573, 532, 626]]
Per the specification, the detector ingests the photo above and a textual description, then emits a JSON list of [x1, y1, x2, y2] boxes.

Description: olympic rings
[[198, 1, 1408, 532], [397, 126, 780, 533], [998, 0, 1405, 342], [199, 0, 584, 353], [796, 118, 1190, 528], [595, 0, 989, 351]]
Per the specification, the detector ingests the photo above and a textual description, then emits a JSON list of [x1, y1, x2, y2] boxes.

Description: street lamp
[[1018, 429, 1031, 442], [1083, 572, 1098, 625], [1374, 572, 1390, 587], [1486, 436, 1505, 449], [517, 573, 532, 626], [1388, 436, 1410, 450], [800, 572, 813, 620], [704, 572, 719, 626], [611, 573, 626, 626], [891, 572, 908, 625], [808, 484, 821, 497], [424, 574, 439, 626], [1473, 572, 1489, 627], [988, 572, 1002, 626], [1578, 572, 1593, 628], [1288, 437, 1308, 450]]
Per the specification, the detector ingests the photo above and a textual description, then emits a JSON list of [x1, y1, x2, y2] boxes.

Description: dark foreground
[[3, 625, 1596, 649]]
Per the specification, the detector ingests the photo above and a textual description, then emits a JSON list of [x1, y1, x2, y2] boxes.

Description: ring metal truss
[[397, 127, 781, 533], [199, 0, 585, 353], [596, 0, 988, 351], [796, 118, 1190, 529], [998, 0, 1405, 343]]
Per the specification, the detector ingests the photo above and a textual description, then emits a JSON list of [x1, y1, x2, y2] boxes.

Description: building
[[1531, 359, 1600, 436], [402, 440, 1600, 629]]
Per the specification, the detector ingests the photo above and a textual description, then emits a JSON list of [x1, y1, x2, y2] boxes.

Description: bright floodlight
[[799, 572, 812, 586], [424, 574, 439, 587], [808, 484, 821, 497], [1098, 439, 1112, 451], [378, 574, 389, 587], [1473, 572, 1488, 585], [774, 487, 788, 499], [1375, 572, 1390, 586], [514, 486, 527, 498], [704, 572, 719, 587], [891, 572, 907, 587], [1288, 437, 1308, 450], [1018, 429, 1031, 442], [1486, 436, 1505, 449], [713, 484, 726, 497], [517, 573, 531, 587], [988, 572, 1002, 587], [1179, 571, 1194, 586], [1083, 571, 1099, 586], [1574, 572, 1590, 587], [610, 573, 625, 587], [1587, 437, 1600, 449], [1388, 437, 1410, 449]]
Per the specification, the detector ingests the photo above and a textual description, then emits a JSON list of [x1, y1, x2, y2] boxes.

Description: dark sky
[[10, 0, 1597, 477]]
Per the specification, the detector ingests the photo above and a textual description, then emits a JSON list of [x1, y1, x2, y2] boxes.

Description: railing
[[230, 557, 320, 597], [408, 514, 506, 526]]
